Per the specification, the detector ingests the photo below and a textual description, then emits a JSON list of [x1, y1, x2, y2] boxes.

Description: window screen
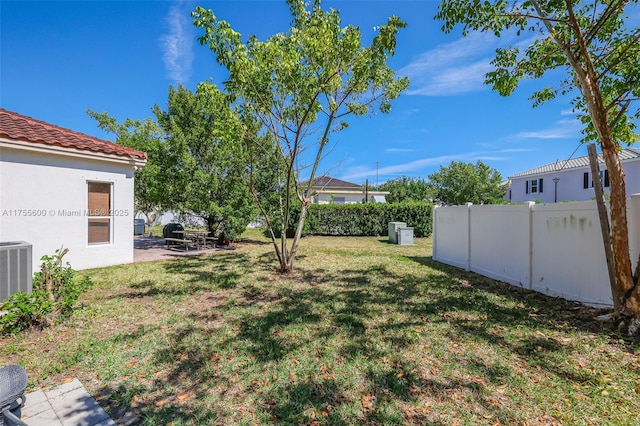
[[88, 182, 111, 244]]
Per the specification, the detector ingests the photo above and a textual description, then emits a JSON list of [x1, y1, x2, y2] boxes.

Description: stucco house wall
[[507, 148, 640, 203], [315, 192, 367, 204], [0, 108, 146, 273]]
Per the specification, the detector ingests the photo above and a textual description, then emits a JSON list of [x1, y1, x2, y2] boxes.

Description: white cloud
[[385, 148, 415, 153], [399, 32, 500, 96], [160, 2, 193, 83], [498, 148, 536, 153], [514, 118, 581, 139]]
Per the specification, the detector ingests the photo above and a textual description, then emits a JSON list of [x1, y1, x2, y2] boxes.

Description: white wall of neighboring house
[[314, 192, 367, 204], [307, 177, 388, 204], [313, 191, 388, 204], [508, 153, 640, 203], [1, 146, 137, 273]]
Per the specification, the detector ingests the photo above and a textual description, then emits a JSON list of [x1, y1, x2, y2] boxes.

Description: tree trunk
[[206, 216, 218, 235], [599, 144, 635, 307], [144, 212, 154, 237], [556, 2, 640, 320], [286, 200, 309, 271], [280, 224, 290, 273]]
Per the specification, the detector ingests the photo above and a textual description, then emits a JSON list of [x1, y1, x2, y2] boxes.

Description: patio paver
[[19, 379, 114, 426]]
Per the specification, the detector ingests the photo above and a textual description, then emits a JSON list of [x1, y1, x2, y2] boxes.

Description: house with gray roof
[[306, 176, 389, 204], [506, 148, 640, 203]]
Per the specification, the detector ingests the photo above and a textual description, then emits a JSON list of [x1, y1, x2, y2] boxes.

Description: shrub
[[287, 201, 433, 237], [0, 248, 94, 335], [33, 248, 94, 317], [0, 290, 54, 334]]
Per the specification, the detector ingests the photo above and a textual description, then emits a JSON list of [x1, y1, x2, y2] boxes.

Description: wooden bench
[[164, 238, 192, 252], [204, 237, 218, 249]]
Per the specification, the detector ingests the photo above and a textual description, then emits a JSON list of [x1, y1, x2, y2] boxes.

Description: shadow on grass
[[408, 255, 612, 333], [98, 383, 222, 425], [105, 253, 250, 302], [163, 252, 249, 289], [238, 236, 272, 246], [377, 238, 395, 245], [97, 248, 628, 424]]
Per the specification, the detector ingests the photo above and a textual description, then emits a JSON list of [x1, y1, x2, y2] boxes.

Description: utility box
[[388, 222, 406, 244], [134, 219, 146, 235], [0, 241, 32, 302], [397, 227, 414, 245]]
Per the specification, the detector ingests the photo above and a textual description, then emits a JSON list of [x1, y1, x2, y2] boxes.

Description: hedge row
[[290, 201, 433, 237]]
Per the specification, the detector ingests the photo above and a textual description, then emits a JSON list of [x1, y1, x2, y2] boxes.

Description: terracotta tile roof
[[0, 108, 147, 161], [509, 148, 640, 179]]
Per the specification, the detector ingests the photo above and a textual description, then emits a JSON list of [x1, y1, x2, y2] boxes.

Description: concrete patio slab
[[134, 235, 234, 263], [18, 379, 114, 426]]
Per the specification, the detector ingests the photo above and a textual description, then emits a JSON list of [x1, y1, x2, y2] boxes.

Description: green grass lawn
[[2, 229, 639, 425]]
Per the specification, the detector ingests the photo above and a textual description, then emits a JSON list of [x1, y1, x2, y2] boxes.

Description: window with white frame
[[88, 182, 112, 244], [525, 178, 543, 194], [583, 170, 609, 189]]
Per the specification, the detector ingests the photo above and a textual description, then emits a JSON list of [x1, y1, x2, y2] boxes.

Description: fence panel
[[469, 204, 531, 288], [431, 198, 640, 307], [433, 205, 470, 270], [530, 202, 612, 307]]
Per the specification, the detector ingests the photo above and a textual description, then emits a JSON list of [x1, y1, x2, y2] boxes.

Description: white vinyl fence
[[432, 195, 640, 307]]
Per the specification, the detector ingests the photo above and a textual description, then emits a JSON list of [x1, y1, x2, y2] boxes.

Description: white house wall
[[315, 193, 365, 204], [1, 147, 136, 273], [624, 162, 640, 196], [509, 160, 640, 203], [509, 169, 584, 203]]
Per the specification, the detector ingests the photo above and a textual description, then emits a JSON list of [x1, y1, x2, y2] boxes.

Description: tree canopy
[[378, 176, 432, 203], [427, 161, 506, 205], [193, 0, 409, 272], [153, 84, 257, 238], [90, 83, 261, 239], [87, 111, 167, 231]]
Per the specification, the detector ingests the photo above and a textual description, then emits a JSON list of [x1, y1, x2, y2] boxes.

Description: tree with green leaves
[[436, 0, 640, 329], [91, 83, 259, 240], [153, 83, 257, 239], [379, 176, 432, 203], [193, 0, 409, 272], [87, 110, 166, 235], [427, 161, 506, 205]]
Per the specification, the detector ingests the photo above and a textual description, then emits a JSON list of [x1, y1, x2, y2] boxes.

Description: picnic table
[[171, 229, 211, 251]]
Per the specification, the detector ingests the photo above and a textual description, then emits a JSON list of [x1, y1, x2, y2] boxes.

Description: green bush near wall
[[291, 201, 433, 237]]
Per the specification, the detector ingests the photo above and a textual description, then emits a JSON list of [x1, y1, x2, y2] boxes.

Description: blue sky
[[2, 1, 634, 185]]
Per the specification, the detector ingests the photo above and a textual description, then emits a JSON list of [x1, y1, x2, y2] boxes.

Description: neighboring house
[[306, 176, 389, 204], [506, 148, 640, 203], [0, 108, 147, 273]]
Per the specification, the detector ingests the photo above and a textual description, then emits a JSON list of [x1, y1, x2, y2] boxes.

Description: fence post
[[466, 203, 473, 271], [432, 205, 439, 261], [526, 201, 535, 290], [587, 143, 618, 311]]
